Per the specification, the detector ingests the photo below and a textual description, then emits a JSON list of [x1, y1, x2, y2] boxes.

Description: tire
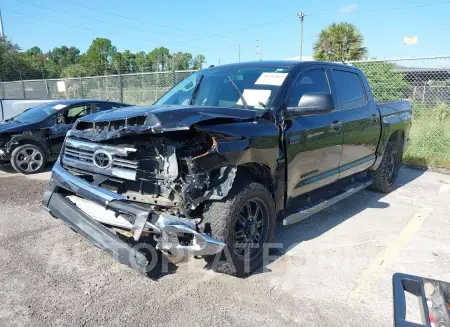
[[369, 141, 402, 193], [201, 180, 276, 277], [10, 144, 47, 175]]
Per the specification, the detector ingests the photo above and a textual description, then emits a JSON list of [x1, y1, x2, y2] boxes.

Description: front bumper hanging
[[42, 161, 225, 273]]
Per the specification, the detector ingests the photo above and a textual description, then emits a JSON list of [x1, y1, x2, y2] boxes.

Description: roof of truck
[[207, 60, 354, 71]]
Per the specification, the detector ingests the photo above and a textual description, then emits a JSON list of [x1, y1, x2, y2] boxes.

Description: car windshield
[[155, 65, 291, 113], [13, 102, 69, 123]]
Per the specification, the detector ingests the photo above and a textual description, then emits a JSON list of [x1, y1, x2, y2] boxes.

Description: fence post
[[44, 79, 50, 99], [119, 72, 124, 103], [154, 73, 158, 103], [21, 80, 26, 99], [422, 85, 426, 104], [79, 77, 84, 98]]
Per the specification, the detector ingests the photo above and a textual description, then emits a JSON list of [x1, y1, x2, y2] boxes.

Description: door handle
[[371, 113, 379, 122], [329, 120, 343, 132]]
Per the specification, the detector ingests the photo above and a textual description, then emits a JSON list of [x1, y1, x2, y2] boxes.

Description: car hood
[[0, 121, 34, 134], [70, 105, 258, 141]]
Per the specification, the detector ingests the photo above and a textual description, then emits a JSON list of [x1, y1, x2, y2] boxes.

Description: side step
[[282, 178, 373, 226]]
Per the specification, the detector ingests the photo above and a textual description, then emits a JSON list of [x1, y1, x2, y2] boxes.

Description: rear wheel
[[369, 141, 401, 193], [201, 181, 276, 277], [10, 144, 46, 175]]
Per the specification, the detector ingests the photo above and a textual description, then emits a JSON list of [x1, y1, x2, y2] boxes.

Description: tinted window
[[333, 70, 367, 109], [12, 102, 69, 123], [94, 103, 125, 112], [288, 69, 330, 107], [58, 105, 91, 124]]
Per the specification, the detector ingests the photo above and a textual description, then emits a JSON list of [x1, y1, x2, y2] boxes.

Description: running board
[[282, 178, 373, 226]]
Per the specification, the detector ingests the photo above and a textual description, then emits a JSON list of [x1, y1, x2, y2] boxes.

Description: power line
[[15, 0, 182, 39], [306, 1, 450, 16], [8, 11, 238, 54], [55, 0, 185, 31], [14, 0, 259, 53]]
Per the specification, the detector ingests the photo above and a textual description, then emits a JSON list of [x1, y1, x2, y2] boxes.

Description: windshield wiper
[[227, 76, 248, 109], [189, 74, 204, 105]]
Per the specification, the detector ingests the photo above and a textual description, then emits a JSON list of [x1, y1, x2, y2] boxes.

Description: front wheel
[[10, 144, 46, 175], [369, 141, 401, 193], [201, 181, 276, 277]]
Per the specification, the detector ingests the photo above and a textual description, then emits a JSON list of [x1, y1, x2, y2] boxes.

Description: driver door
[[284, 67, 344, 207], [49, 103, 93, 156]]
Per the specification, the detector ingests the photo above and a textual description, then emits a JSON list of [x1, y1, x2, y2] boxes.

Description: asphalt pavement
[[0, 164, 449, 327]]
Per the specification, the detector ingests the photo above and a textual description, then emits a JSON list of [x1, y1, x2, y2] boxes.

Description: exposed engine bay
[[62, 129, 237, 219]]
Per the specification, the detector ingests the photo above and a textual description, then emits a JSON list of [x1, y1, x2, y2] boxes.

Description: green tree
[[47, 46, 80, 70], [61, 63, 91, 77], [135, 51, 147, 72], [0, 37, 28, 81], [148, 47, 170, 71], [192, 54, 206, 70], [85, 38, 117, 75], [313, 22, 367, 61], [171, 52, 192, 70]]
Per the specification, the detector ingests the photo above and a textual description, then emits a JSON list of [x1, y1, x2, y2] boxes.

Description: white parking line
[[349, 205, 434, 300]]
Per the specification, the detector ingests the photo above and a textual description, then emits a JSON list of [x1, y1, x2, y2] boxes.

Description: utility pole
[[297, 12, 305, 60], [0, 9, 5, 38], [238, 44, 241, 62], [256, 37, 262, 60]]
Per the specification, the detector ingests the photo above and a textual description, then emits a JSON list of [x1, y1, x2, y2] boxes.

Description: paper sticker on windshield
[[52, 104, 67, 110], [237, 89, 271, 108], [255, 72, 288, 86]]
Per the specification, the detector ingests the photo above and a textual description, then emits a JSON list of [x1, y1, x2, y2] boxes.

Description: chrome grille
[[62, 138, 138, 180]]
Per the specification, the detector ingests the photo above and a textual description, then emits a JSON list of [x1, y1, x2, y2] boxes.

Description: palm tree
[[313, 22, 367, 62]]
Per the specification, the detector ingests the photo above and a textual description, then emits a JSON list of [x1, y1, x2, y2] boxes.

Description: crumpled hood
[[78, 105, 257, 130], [70, 105, 258, 141], [0, 121, 34, 134]]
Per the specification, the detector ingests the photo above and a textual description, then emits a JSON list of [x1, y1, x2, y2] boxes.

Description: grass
[[403, 103, 450, 169]]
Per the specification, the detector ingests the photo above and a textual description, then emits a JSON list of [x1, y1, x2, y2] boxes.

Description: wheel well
[[9, 138, 48, 154], [236, 163, 275, 199], [387, 130, 405, 150]]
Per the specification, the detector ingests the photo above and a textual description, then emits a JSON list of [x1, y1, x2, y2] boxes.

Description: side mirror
[[286, 93, 335, 116]]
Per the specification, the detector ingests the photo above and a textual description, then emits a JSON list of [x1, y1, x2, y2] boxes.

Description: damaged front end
[[42, 108, 256, 272]]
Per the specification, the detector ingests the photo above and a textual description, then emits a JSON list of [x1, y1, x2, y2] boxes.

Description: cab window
[[288, 69, 330, 107]]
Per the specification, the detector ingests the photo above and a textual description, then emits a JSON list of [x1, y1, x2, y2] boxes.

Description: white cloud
[[339, 4, 358, 13]]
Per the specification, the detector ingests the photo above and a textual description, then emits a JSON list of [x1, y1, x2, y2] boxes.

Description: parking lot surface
[[0, 165, 449, 327]]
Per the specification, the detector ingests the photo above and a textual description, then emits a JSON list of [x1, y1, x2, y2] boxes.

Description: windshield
[[155, 65, 290, 113], [13, 102, 68, 123]]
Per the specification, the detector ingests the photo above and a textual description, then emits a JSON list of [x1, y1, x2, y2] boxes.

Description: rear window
[[333, 70, 367, 109]]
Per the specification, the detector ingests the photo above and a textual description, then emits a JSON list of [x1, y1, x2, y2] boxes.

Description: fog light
[[0, 149, 5, 156]]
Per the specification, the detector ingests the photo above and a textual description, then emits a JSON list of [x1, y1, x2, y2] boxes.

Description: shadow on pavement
[[253, 167, 426, 275]]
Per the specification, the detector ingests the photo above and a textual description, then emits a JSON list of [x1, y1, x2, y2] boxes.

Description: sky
[[1, 0, 450, 66]]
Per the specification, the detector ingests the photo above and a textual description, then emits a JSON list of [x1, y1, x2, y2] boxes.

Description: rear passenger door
[[331, 69, 381, 178]]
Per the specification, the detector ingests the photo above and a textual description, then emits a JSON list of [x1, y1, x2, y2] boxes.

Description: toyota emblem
[[93, 150, 113, 169]]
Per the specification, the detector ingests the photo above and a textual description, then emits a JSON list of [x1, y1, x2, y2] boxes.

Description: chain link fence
[[0, 70, 195, 105], [348, 56, 450, 168], [1, 58, 449, 168]]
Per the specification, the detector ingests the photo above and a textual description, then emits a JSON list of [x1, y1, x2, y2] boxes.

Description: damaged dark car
[[0, 99, 130, 174], [42, 61, 412, 276]]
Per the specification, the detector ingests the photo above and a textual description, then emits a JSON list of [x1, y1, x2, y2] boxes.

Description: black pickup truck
[[42, 61, 412, 276]]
